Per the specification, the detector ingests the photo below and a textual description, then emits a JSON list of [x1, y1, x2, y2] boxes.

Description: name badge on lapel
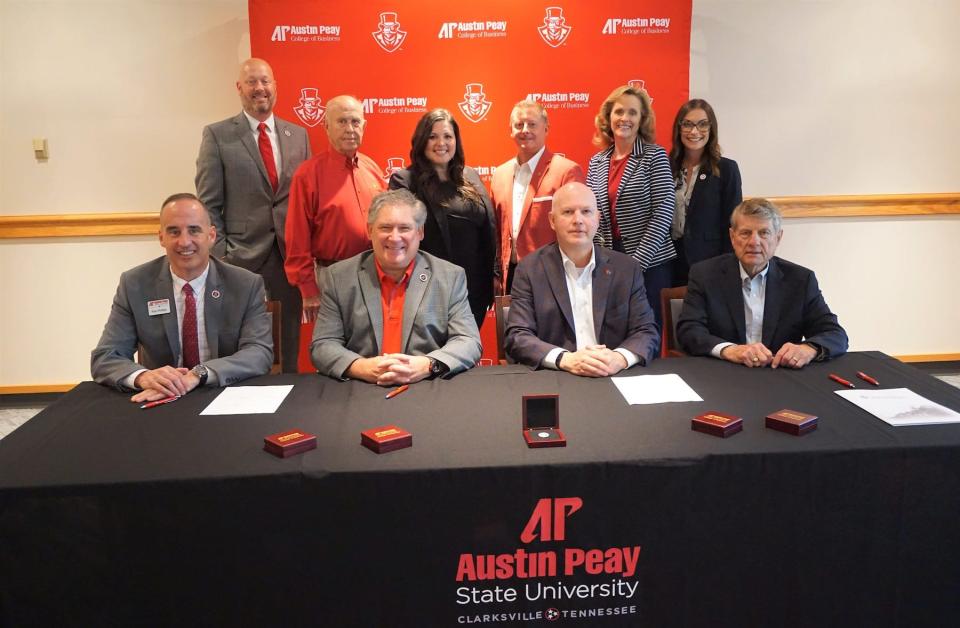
[[147, 299, 171, 316]]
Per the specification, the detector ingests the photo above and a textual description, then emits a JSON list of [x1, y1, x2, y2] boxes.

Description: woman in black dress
[[388, 108, 497, 329]]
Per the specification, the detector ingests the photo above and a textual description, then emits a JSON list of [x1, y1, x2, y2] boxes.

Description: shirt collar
[[738, 260, 770, 283], [169, 263, 211, 294], [243, 110, 275, 134], [559, 245, 596, 278], [375, 258, 415, 286], [516, 146, 546, 174]]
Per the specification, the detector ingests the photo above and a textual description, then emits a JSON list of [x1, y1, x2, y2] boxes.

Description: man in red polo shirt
[[311, 189, 482, 385], [284, 94, 386, 323]]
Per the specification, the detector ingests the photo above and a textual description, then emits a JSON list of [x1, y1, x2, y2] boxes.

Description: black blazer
[[676, 254, 848, 359], [678, 156, 742, 267]]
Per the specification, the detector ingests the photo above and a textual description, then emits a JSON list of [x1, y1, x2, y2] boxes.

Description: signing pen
[[385, 384, 409, 400], [856, 371, 880, 386], [140, 395, 181, 409], [828, 374, 855, 389]]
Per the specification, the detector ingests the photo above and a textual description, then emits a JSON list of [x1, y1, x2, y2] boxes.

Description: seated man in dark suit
[[91, 193, 273, 402], [677, 197, 848, 368], [311, 189, 482, 385], [505, 182, 659, 376]]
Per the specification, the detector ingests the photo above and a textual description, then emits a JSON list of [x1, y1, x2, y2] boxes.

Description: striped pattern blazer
[[586, 138, 676, 271]]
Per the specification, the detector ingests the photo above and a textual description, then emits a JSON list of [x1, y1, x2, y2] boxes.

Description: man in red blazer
[[490, 101, 584, 294]]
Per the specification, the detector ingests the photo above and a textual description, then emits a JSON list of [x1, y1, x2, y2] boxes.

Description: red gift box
[[692, 411, 743, 438], [361, 425, 412, 454], [264, 429, 317, 458], [522, 394, 566, 448], [766, 409, 818, 436]]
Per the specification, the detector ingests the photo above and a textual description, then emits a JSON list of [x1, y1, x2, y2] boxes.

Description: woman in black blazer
[[668, 99, 743, 285], [388, 109, 497, 329]]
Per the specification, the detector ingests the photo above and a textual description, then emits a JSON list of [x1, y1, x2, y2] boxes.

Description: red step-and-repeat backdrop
[[248, 1, 692, 366]]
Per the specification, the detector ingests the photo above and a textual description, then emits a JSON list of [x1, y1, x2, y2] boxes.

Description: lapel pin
[[699, 173, 707, 180], [283, 129, 291, 137], [211, 289, 222, 299], [419, 273, 428, 282], [604, 268, 612, 275]]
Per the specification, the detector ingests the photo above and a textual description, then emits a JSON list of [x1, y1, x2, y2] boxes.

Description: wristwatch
[[555, 351, 568, 369], [190, 364, 209, 387], [426, 357, 449, 380]]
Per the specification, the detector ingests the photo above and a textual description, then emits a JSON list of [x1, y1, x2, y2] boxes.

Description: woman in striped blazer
[[587, 85, 676, 328]]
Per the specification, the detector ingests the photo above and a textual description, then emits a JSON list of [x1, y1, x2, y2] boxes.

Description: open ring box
[[522, 394, 566, 448]]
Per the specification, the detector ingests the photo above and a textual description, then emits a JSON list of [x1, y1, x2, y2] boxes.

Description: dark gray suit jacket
[[91, 257, 273, 390], [505, 243, 660, 368], [677, 253, 848, 358], [196, 112, 311, 270], [311, 251, 482, 379]]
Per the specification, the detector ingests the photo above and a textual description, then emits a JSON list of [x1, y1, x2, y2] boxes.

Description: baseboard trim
[[893, 353, 960, 363]]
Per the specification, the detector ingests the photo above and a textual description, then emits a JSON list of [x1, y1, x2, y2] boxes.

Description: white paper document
[[200, 385, 294, 416], [612, 373, 703, 405], [835, 387, 960, 426]]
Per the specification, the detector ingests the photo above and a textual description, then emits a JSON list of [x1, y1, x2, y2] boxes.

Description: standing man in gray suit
[[91, 194, 273, 403], [196, 58, 311, 373], [311, 189, 481, 385]]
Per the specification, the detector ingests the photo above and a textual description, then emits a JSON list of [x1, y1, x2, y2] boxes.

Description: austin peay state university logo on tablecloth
[[292, 88, 325, 127], [537, 7, 572, 48], [458, 83, 492, 123], [454, 497, 642, 623], [371, 11, 408, 53]]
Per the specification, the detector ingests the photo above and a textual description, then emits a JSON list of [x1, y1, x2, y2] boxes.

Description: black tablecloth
[[2, 352, 960, 627]]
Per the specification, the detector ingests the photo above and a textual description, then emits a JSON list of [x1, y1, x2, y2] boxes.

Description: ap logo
[[538, 7, 572, 48], [457, 83, 492, 123], [292, 88, 325, 128], [372, 11, 407, 53]]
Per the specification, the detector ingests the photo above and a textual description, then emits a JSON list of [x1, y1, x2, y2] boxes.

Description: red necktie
[[182, 284, 200, 369], [257, 122, 279, 192]]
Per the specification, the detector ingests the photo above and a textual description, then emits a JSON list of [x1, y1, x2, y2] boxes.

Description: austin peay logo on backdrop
[[537, 7, 572, 47], [372, 11, 408, 52], [383, 157, 405, 182], [271, 24, 341, 42], [457, 83, 492, 123], [292, 88, 326, 127], [601, 16, 672, 35], [438, 19, 508, 40], [455, 497, 641, 622], [525, 90, 590, 110]]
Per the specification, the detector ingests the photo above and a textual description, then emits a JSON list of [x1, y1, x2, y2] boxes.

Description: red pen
[[857, 371, 880, 386], [140, 395, 181, 409], [385, 384, 409, 400], [828, 374, 855, 389]]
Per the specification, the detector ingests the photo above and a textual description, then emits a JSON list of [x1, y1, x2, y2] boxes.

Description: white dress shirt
[[243, 110, 282, 176], [711, 262, 770, 358]]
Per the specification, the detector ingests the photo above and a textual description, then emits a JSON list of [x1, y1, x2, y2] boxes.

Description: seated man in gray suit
[[311, 189, 482, 385], [677, 197, 848, 368], [91, 193, 273, 402], [505, 182, 659, 376]]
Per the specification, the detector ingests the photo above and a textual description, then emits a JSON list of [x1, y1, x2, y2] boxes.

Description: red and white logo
[[292, 88, 325, 128], [458, 83, 492, 123], [627, 78, 654, 103], [537, 7, 572, 48], [383, 156, 405, 182], [372, 11, 407, 53], [520, 497, 582, 543]]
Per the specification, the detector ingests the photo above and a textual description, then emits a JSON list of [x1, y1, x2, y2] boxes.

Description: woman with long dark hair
[[389, 109, 497, 328], [668, 98, 742, 285]]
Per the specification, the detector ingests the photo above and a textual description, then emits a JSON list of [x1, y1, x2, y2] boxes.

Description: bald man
[[196, 58, 311, 373], [284, 95, 386, 322], [505, 182, 659, 376]]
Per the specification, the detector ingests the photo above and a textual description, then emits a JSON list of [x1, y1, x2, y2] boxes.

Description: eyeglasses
[[680, 120, 710, 133]]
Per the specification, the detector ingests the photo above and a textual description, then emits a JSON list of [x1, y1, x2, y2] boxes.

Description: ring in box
[[522, 394, 565, 448], [264, 429, 317, 458], [692, 411, 743, 438], [766, 409, 818, 436], [361, 425, 412, 453]]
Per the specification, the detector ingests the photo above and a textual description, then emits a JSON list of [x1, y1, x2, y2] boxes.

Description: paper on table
[[835, 387, 960, 426], [611, 373, 703, 405], [200, 385, 294, 415]]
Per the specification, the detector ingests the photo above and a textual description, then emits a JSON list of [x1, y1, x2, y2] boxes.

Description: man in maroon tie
[[91, 194, 274, 402], [196, 58, 311, 373]]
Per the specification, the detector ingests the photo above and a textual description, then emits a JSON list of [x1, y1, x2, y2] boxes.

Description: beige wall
[[1, 0, 958, 386]]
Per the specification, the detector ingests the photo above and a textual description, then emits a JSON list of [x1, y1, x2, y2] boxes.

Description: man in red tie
[[91, 194, 274, 402], [196, 58, 311, 373]]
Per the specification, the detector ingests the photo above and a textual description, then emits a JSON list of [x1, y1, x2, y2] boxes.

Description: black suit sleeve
[[798, 271, 848, 359]]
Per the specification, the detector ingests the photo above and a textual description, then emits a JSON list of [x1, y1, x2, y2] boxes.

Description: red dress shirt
[[375, 259, 415, 355]]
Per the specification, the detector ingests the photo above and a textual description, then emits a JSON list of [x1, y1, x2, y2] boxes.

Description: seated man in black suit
[[91, 193, 273, 402], [505, 182, 659, 376], [677, 197, 848, 368]]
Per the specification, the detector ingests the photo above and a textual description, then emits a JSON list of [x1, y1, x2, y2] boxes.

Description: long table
[[2, 352, 960, 627]]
